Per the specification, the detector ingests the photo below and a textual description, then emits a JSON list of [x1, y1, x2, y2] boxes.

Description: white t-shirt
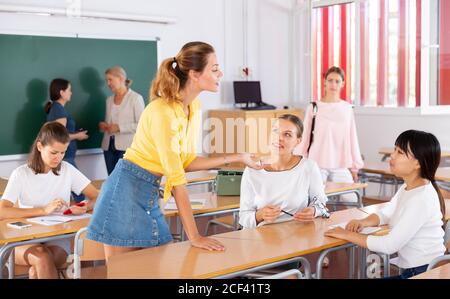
[[2, 161, 91, 208], [239, 157, 328, 228], [367, 182, 445, 269]]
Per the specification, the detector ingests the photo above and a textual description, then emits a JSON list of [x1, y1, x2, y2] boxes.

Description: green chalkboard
[[0, 33, 157, 156]]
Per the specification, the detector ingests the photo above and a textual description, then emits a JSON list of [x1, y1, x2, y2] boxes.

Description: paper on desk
[[26, 213, 91, 226], [164, 196, 207, 210], [329, 222, 381, 235]]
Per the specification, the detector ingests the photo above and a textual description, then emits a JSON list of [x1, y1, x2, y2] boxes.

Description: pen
[[281, 210, 294, 217], [357, 208, 370, 215]]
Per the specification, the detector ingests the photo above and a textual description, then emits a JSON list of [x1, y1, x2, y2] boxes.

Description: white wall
[[3, 0, 446, 184], [0, 0, 294, 179]]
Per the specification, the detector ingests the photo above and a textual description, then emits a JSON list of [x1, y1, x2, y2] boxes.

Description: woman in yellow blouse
[[87, 42, 262, 260]]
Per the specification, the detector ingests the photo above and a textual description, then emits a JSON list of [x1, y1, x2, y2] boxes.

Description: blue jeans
[[63, 156, 85, 203], [387, 264, 428, 279], [103, 136, 125, 175]]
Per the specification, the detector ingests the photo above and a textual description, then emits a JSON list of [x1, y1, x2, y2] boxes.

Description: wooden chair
[[70, 227, 106, 279]]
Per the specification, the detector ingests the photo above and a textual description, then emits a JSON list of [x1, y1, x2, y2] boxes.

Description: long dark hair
[[45, 78, 70, 114], [395, 130, 446, 224], [150, 41, 215, 103], [28, 122, 70, 175]]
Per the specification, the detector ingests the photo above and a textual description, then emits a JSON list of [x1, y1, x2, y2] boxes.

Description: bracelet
[[223, 156, 230, 167]]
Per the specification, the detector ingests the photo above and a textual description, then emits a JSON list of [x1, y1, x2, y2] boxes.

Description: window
[[311, 0, 450, 112], [312, 3, 356, 103]]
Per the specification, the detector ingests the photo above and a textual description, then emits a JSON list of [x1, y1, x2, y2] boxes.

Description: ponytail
[[150, 57, 183, 103], [150, 41, 215, 103], [44, 101, 53, 114], [46, 78, 70, 114], [125, 78, 133, 87], [431, 180, 447, 226]]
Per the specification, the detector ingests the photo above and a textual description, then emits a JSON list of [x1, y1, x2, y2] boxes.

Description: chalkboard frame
[[0, 32, 159, 160]]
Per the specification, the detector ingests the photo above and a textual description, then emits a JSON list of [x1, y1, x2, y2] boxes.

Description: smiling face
[[324, 72, 345, 96], [389, 145, 421, 178], [270, 119, 302, 156], [37, 141, 69, 171], [193, 53, 223, 92]]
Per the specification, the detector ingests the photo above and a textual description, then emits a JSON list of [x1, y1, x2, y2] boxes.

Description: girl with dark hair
[[46, 79, 89, 168], [325, 130, 446, 279], [87, 42, 263, 261], [0, 122, 98, 279]]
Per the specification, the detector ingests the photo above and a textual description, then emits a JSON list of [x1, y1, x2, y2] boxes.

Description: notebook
[[26, 213, 91, 226], [329, 222, 382, 235]]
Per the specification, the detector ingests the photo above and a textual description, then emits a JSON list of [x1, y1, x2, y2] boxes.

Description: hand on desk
[[44, 198, 68, 215], [345, 219, 365, 233], [324, 226, 350, 240], [293, 207, 315, 222], [191, 236, 225, 251]]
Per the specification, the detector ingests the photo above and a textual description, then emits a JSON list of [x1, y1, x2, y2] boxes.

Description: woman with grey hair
[[99, 66, 145, 174]]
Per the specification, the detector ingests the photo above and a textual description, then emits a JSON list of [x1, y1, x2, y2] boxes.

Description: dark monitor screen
[[233, 81, 262, 104]]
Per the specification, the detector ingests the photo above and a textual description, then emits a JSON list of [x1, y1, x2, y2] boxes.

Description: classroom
[[0, 0, 449, 283]]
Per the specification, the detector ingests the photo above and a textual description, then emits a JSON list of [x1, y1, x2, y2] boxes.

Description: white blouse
[[239, 157, 328, 228], [101, 89, 145, 151], [367, 182, 445, 269]]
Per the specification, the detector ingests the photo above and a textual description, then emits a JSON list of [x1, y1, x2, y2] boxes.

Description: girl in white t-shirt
[[0, 122, 99, 279], [239, 114, 329, 229], [325, 130, 446, 279]]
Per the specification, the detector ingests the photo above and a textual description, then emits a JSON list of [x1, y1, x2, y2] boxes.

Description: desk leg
[[349, 246, 355, 279], [8, 249, 14, 279], [359, 247, 368, 279], [383, 253, 390, 278], [316, 243, 355, 279]]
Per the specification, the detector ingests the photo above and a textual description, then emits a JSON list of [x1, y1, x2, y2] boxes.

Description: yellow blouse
[[124, 97, 201, 201]]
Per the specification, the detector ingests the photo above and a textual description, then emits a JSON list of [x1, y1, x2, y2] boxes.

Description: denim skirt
[[86, 159, 173, 247]]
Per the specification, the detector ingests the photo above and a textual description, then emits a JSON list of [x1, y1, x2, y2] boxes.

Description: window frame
[[309, 0, 450, 115]]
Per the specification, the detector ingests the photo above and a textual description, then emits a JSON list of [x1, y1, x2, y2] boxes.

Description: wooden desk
[[0, 217, 90, 279], [107, 207, 369, 279], [0, 178, 7, 197], [436, 168, 450, 183], [207, 108, 304, 160], [411, 263, 450, 279]]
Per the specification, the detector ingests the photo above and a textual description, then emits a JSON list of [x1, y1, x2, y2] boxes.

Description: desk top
[[411, 263, 450, 279], [107, 207, 369, 279], [0, 217, 90, 245], [361, 162, 450, 182], [379, 147, 450, 158]]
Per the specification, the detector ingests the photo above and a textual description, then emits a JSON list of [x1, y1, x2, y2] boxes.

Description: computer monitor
[[233, 81, 262, 104]]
